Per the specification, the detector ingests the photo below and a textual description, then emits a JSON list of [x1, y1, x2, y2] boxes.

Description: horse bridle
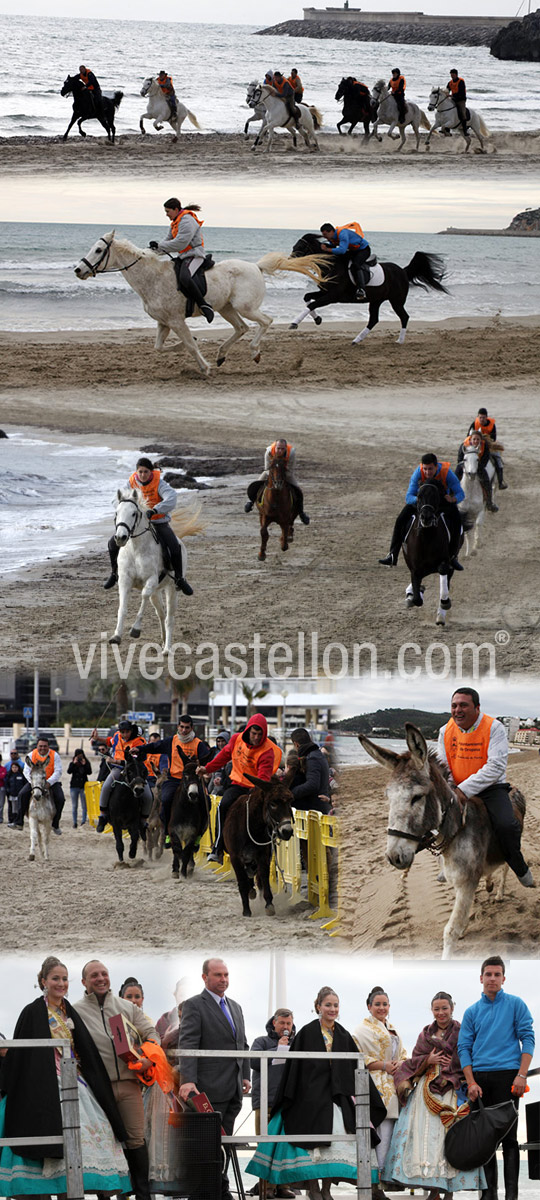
[[115, 497, 150, 541], [268, 460, 286, 491], [248, 85, 262, 107], [79, 236, 142, 277]]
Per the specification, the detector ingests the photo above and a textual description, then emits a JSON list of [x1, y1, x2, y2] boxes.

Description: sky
[[337, 676, 540, 718], [0, 2, 521, 20]]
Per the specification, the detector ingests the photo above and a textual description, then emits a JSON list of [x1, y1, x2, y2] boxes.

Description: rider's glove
[[149, 241, 159, 250]]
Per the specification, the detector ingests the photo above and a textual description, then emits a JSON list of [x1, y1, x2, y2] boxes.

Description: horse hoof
[[216, 356, 225, 366], [406, 597, 414, 608], [129, 627, 141, 639], [186, 862, 195, 876], [108, 635, 121, 645], [28, 853, 35, 862], [266, 903, 276, 916], [253, 352, 261, 364], [289, 323, 298, 330], [314, 315, 322, 325], [249, 887, 257, 899], [436, 616, 446, 627], [242, 909, 252, 917], [258, 552, 266, 561], [172, 869, 179, 879], [440, 597, 452, 610], [413, 598, 423, 607]]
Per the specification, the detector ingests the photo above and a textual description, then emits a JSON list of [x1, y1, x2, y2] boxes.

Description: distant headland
[[257, 6, 514, 47], [440, 207, 540, 237]]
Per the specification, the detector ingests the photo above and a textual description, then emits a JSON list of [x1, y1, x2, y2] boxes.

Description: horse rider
[[78, 64, 102, 114], [320, 221, 371, 301], [149, 197, 215, 324], [157, 70, 178, 121], [437, 687, 535, 888], [137, 714, 212, 833], [388, 67, 407, 124], [264, 71, 275, 85], [244, 438, 310, 524], [287, 68, 304, 102], [103, 456, 194, 595], [447, 69, 468, 137], [270, 71, 302, 128], [468, 406, 507, 490], [95, 720, 153, 832], [197, 713, 282, 864], [455, 430, 499, 512], [379, 451, 465, 570], [18, 736, 66, 834]]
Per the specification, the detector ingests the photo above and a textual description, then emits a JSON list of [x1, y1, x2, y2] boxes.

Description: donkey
[[168, 757, 210, 879], [223, 772, 295, 917], [145, 772, 167, 860], [359, 724, 526, 958], [25, 754, 55, 863], [108, 748, 148, 864]]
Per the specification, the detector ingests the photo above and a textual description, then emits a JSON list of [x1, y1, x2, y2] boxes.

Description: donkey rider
[[95, 720, 153, 832], [103, 456, 194, 595], [379, 451, 465, 570], [148, 197, 215, 324], [244, 438, 310, 524]]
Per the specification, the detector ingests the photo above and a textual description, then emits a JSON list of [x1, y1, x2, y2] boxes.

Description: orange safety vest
[[270, 441, 292, 462], [128, 469, 162, 520], [390, 75, 406, 93], [335, 221, 364, 240], [169, 208, 204, 250], [273, 77, 287, 94], [448, 77, 464, 95], [170, 734, 202, 780], [30, 748, 55, 781], [146, 752, 163, 779], [444, 714, 494, 785], [79, 68, 94, 90], [420, 461, 450, 486], [158, 75, 174, 94], [287, 74, 302, 90], [230, 736, 282, 787], [463, 436, 485, 453], [113, 733, 145, 762], [474, 416, 495, 437]]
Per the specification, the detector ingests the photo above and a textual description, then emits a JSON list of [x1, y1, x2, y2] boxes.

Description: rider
[[137, 715, 212, 833], [78, 64, 102, 114], [320, 221, 371, 301], [244, 438, 310, 524], [437, 687, 534, 888], [157, 70, 178, 121], [447, 69, 468, 137], [198, 714, 282, 864], [468, 407, 507, 490], [95, 721, 153, 833], [271, 71, 302, 129], [18, 736, 66, 834], [149, 197, 214, 325], [287, 68, 304, 102], [379, 451, 465, 570], [388, 67, 407, 124], [455, 430, 499, 512], [103, 456, 194, 595]]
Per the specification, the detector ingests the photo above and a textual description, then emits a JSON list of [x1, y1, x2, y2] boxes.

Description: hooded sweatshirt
[[202, 713, 278, 785], [250, 1016, 297, 1109]]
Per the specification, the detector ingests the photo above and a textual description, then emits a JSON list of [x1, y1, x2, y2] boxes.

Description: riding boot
[[124, 1144, 151, 1200], [481, 475, 499, 512], [96, 811, 109, 833], [503, 1142, 520, 1200], [494, 460, 508, 490], [481, 1153, 498, 1200], [155, 523, 194, 594], [244, 500, 254, 512]]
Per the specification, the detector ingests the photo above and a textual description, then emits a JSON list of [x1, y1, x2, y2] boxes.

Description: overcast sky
[[0, 1, 520, 19], [337, 676, 540, 718]]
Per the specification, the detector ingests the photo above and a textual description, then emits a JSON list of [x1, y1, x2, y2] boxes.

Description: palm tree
[[240, 681, 268, 718]]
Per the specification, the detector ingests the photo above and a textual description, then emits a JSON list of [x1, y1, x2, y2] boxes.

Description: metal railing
[[0, 1039, 84, 1200]]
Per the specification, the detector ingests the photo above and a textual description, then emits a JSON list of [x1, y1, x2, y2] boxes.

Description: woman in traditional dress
[[383, 991, 486, 1199], [246, 985, 386, 1200], [0, 955, 130, 1196], [354, 986, 407, 1199]]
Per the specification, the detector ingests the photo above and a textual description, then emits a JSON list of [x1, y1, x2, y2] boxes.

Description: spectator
[[67, 748, 92, 827]]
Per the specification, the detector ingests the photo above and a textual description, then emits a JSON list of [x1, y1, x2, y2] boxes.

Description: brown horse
[[258, 455, 301, 561], [223, 771, 295, 916]]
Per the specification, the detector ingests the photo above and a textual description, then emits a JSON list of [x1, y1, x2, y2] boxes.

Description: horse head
[[74, 231, 116, 279], [267, 455, 287, 491], [335, 78, 348, 100], [60, 75, 78, 96], [463, 445, 481, 475], [358, 725, 446, 869], [416, 482, 442, 529], [244, 772, 295, 841], [291, 232, 325, 260], [371, 80, 387, 102], [114, 488, 147, 546], [246, 81, 262, 108], [140, 76, 153, 97], [428, 87, 445, 111], [123, 748, 148, 799]]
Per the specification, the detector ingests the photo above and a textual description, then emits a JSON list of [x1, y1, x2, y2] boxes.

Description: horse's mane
[[373, 79, 386, 90], [118, 485, 149, 511]]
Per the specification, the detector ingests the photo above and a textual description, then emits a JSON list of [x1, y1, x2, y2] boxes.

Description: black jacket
[[291, 743, 330, 805], [67, 756, 92, 788], [250, 1017, 297, 1109]]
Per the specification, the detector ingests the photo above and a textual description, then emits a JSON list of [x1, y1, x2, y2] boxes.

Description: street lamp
[[54, 687, 62, 724], [130, 689, 137, 714], [208, 690, 215, 739], [281, 689, 289, 752]]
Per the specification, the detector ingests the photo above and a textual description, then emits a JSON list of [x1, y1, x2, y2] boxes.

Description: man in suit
[[178, 958, 251, 1200]]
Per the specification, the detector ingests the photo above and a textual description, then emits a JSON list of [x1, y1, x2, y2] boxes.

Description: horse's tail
[[420, 109, 430, 130], [187, 109, 202, 130], [309, 105, 324, 130], [113, 91, 124, 109], [406, 251, 449, 294], [171, 502, 205, 539], [478, 115, 489, 136], [257, 251, 325, 284]]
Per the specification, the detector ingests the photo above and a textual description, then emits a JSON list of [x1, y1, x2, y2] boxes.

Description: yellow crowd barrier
[[84, 781, 103, 827]]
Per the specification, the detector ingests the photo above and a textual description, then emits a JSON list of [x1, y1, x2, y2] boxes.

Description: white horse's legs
[[170, 321, 212, 375], [129, 575, 161, 639], [397, 327, 407, 345], [241, 306, 273, 360], [149, 591, 167, 648], [155, 322, 170, 349], [215, 303, 249, 365], [110, 573, 131, 644], [161, 583, 177, 653]]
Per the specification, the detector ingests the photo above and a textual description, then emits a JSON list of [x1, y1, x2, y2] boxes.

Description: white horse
[[25, 755, 55, 862], [74, 232, 323, 376], [371, 81, 430, 150], [458, 446, 496, 556], [251, 84, 323, 152], [244, 81, 272, 139], [425, 86, 488, 153], [140, 77, 201, 140], [110, 489, 203, 651]]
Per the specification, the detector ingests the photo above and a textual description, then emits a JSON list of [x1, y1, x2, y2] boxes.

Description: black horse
[[60, 75, 123, 143], [223, 772, 295, 918], [402, 482, 462, 623], [109, 748, 148, 863], [290, 231, 448, 344], [168, 756, 210, 880], [335, 77, 375, 137]]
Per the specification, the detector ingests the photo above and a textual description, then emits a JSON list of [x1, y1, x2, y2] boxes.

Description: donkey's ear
[[405, 723, 428, 767], [244, 772, 271, 792], [25, 754, 32, 768], [358, 735, 400, 771]]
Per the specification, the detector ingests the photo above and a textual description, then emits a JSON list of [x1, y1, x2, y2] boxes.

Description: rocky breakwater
[[141, 442, 261, 489], [258, 16, 507, 46], [491, 9, 540, 59]]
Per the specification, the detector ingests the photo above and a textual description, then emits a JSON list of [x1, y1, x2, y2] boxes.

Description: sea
[[0, 14, 540, 138], [1, 220, 540, 332]]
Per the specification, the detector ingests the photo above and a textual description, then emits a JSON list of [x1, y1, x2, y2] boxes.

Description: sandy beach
[[1, 316, 539, 675], [338, 753, 540, 958]]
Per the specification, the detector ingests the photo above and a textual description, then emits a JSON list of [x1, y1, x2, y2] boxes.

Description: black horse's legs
[[390, 300, 410, 344], [63, 113, 79, 140], [347, 120, 358, 135], [77, 119, 87, 138], [410, 571, 425, 607], [114, 829, 124, 861], [337, 118, 346, 134], [352, 301, 380, 345]]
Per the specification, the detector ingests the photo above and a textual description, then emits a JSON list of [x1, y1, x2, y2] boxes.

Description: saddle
[[347, 254, 377, 289], [173, 253, 215, 317]]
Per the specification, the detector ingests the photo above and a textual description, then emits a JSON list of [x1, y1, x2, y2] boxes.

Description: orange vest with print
[[31, 748, 55, 781], [444, 714, 494, 785], [390, 75, 406, 92], [231, 736, 282, 786], [113, 733, 145, 762], [448, 77, 464, 95], [170, 734, 202, 780], [158, 75, 174, 94], [270, 441, 292, 462], [336, 222, 364, 239], [170, 209, 204, 250], [128, 470, 162, 521], [146, 752, 163, 779], [420, 461, 450, 486], [474, 417, 495, 437]]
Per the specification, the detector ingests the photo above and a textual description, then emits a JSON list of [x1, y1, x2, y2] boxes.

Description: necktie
[[220, 996, 236, 1035]]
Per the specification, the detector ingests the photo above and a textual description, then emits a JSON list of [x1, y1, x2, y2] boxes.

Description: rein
[[387, 794, 463, 857], [115, 497, 150, 540], [80, 238, 143, 277]]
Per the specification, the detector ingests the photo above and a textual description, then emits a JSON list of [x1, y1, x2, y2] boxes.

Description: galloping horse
[[140, 77, 201, 141], [250, 84, 323, 152], [257, 455, 302, 561], [245, 81, 274, 140], [223, 771, 295, 917], [289, 232, 448, 345], [458, 445, 495, 557], [61, 76, 123, 142], [108, 748, 149, 864], [74, 232, 323, 376], [371, 80, 430, 149], [25, 754, 55, 863], [426, 86, 488, 153], [335, 77, 375, 137], [359, 724, 526, 958], [402, 483, 462, 625]]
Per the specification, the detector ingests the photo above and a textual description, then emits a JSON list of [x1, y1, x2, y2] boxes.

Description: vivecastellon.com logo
[[71, 631, 500, 681]]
